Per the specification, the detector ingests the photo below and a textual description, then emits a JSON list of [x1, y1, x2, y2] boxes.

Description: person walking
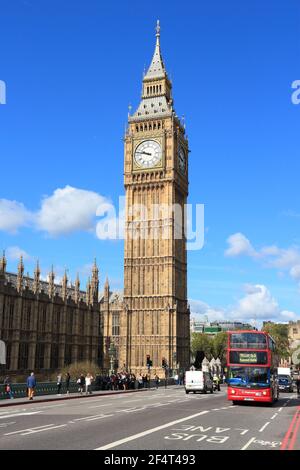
[[65, 372, 71, 395], [57, 373, 62, 395], [77, 373, 85, 395], [3, 376, 13, 399], [154, 374, 160, 389], [85, 373, 94, 395], [27, 372, 36, 400]]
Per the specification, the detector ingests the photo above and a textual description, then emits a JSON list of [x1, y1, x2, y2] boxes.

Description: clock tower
[[120, 21, 190, 376]]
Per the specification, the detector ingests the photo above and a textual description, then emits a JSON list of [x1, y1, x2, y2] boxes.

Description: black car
[[278, 375, 294, 393]]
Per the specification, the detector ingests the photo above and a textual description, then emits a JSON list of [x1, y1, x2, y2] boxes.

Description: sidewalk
[[0, 386, 153, 408]]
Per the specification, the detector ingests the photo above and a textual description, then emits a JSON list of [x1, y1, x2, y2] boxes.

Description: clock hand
[[136, 151, 152, 156]]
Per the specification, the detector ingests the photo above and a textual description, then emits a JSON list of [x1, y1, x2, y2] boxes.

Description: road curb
[[0, 387, 151, 408]]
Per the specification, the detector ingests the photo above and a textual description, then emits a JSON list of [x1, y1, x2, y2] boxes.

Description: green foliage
[[262, 323, 290, 360], [212, 332, 228, 364], [51, 361, 102, 382], [191, 332, 228, 365]]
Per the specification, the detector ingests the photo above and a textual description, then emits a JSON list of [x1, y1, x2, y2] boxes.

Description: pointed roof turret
[[129, 21, 174, 122], [0, 250, 7, 273], [33, 259, 41, 295], [144, 20, 167, 80], [17, 255, 24, 293]]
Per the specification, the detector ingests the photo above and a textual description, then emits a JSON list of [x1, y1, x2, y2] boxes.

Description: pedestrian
[[27, 372, 36, 400], [57, 373, 62, 395], [155, 374, 160, 389], [137, 374, 143, 389], [174, 373, 179, 385], [3, 376, 13, 399], [85, 372, 93, 395], [77, 373, 85, 395], [65, 372, 71, 395]]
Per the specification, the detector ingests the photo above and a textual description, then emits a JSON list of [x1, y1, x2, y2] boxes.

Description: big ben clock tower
[[120, 21, 190, 376]]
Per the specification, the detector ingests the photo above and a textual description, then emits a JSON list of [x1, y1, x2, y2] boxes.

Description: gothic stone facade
[[0, 255, 101, 376]]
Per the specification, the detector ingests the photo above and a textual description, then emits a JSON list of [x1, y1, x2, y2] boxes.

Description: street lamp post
[[108, 344, 116, 376]]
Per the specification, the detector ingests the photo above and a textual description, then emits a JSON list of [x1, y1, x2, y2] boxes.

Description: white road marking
[[259, 422, 270, 433], [86, 414, 114, 421], [271, 414, 278, 420], [21, 424, 67, 435], [0, 421, 16, 427], [88, 404, 111, 409], [74, 413, 111, 421], [95, 410, 210, 450], [5, 423, 56, 436], [0, 411, 42, 419], [278, 408, 283, 412], [241, 436, 256, 450]]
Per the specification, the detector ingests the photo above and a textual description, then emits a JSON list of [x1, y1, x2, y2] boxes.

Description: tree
[[191, 333, 213, 366], [212, 332, 228, 365], [262, 323, 290, 361]]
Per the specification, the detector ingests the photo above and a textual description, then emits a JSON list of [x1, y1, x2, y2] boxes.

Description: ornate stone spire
[[144, 20, 166, 80], [104, 276, 110, 301], [48, 265, 55, 298], [91, 258, 99, 303], [0, 250, 7, 274], [86, 277, 91, 305], [33, 260, 41, 294], [62, 269, 68, 301], [75, 273, 80, 303], [17, 255, 24, 293], [130, 21, 173, 121]]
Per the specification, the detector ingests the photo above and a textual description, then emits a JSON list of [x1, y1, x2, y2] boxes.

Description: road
[[0, 386, 299, 450]]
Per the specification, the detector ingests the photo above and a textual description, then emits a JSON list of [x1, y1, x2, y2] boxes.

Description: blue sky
[[0, 0, 299, 325]]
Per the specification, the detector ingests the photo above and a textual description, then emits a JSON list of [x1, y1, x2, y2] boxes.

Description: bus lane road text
[[164, 424, 250, 445]]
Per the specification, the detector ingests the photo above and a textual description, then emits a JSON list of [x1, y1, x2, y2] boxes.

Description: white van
[[185, 370, 214, 394]]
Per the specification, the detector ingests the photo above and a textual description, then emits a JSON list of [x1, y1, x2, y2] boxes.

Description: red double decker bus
[[227, 330, 279, 404]]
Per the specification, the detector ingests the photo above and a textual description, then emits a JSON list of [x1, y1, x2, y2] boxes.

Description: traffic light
[[146, 354, 151, 366], [162, 357, 166, 368]]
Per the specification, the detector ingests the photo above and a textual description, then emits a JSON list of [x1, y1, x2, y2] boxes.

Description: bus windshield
[[228, 367, 270, 389], [230, 333, 267, 350]]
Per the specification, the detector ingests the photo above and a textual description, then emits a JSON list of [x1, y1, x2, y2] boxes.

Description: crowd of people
[[6, 369, 299, 401]]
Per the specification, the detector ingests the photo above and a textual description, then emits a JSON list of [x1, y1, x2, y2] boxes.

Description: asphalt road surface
[[0, 386, 299, 450]]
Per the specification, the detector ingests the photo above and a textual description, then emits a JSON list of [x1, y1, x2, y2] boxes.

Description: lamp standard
[[108, 344, 116, 376]]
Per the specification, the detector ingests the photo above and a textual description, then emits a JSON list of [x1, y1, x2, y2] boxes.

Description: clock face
[[178, 146, 186, 173], [134, 140, 162, 168]]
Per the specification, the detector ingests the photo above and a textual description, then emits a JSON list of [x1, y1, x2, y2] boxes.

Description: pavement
[[0, 385, 299, 450]]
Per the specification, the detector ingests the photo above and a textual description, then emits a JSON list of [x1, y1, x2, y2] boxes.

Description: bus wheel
[[232, 401, 239, 405], [185, 391, 189, 394]]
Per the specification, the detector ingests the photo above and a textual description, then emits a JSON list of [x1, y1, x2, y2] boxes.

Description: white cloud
[[190, 284, 299, 326], [225, 233, 258, 258], [6, 246, 31, 261], [0, 186, 115, 238], [225, 233, 300, 288], [0, 199, 32, 234], [36, 186, 112, 237], [290, 265, 300, 281]]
